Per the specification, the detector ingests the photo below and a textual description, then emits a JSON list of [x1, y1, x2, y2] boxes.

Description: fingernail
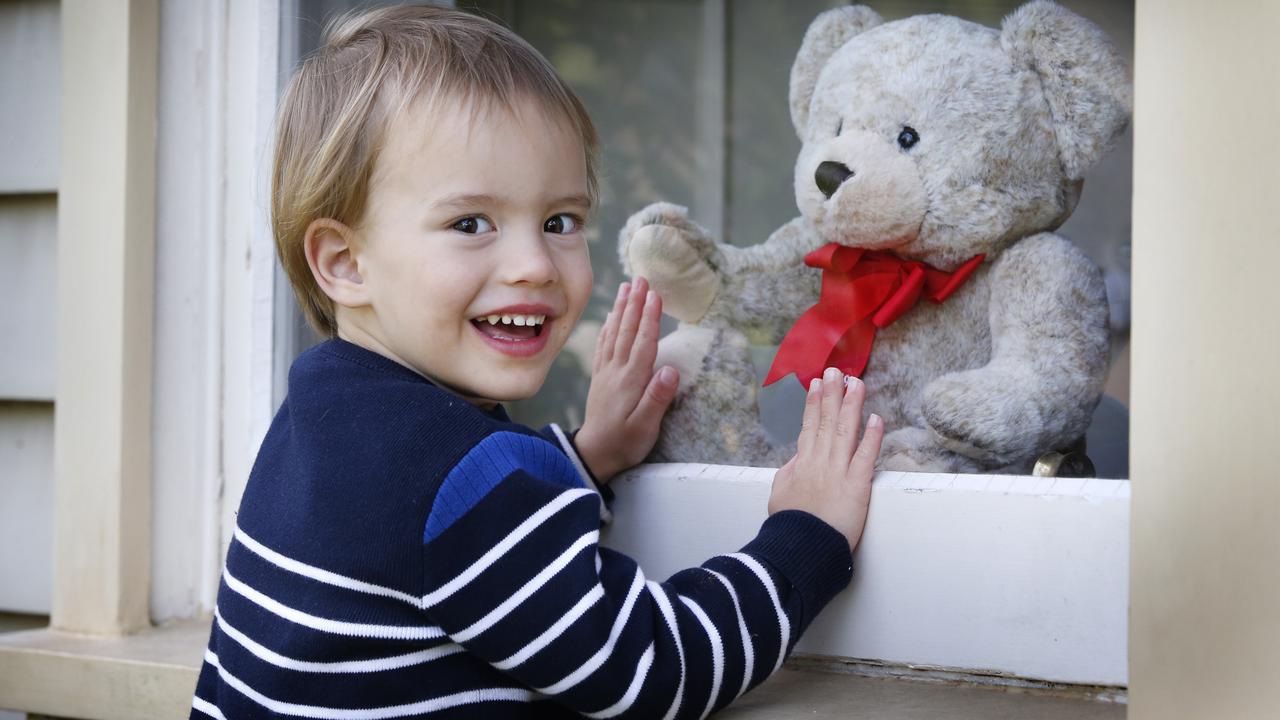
[[868, 413, 882, 428], [809, 378, 821, 393], [618, 283, 630, 298], [845, 376, 861, 392], [824, 367, 841, 382], [658, 366, 677, 384], [646, 290, 656, 304]]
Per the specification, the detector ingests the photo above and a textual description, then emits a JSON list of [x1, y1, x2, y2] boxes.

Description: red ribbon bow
[[764, 244, 985, 387]]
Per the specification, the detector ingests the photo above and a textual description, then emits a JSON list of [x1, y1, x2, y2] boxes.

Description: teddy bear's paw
[[619, 203, 718, 267], [878, 427, 983, 474], [921, 372, 1042, 466], [622, 218, 722, 325], [878, 427, 940, 471]]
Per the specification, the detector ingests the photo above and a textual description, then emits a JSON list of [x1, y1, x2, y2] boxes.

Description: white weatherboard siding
[[0, 405, 55, 613], [603, 465, 1129, 687], [0, 197, 57, 401], [0, 0, 59, 193], [0, 0, 59, 617]]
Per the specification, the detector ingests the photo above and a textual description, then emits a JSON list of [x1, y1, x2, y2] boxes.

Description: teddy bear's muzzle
[[815, 160, 854, 199]]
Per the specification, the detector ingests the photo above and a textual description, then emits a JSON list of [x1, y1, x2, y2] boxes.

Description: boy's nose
[[502, 232, 559, 286]]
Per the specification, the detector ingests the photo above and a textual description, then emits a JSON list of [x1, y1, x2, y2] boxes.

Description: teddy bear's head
[[790, 1, 1130, 269]]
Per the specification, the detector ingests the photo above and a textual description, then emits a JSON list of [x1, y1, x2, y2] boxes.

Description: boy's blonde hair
[[272, 5, 600, 336]]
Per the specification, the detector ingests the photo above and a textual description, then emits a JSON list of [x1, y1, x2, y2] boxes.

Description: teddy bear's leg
[[917, 234, 1110, 472], [878, 427, 985, 474], [648, 326, 786, 467]]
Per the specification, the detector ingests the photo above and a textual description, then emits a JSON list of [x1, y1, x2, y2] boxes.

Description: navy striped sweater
[[191, 338, 853, 718]]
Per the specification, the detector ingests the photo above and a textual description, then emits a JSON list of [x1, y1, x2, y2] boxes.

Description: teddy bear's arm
[[621, 206, 826, 342], [702, 217, 825, 343], [920, 233, 1110, 468]]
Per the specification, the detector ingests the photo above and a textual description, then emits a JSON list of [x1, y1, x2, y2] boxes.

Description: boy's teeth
[[478, 314, 546, 326]]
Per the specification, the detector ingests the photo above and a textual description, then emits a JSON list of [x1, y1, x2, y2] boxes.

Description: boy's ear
[[304, 218, 369, 308]]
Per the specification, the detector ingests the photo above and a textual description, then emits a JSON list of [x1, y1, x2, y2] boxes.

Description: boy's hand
[[769, 367, 885, 552], [574, 277, 679, 483]]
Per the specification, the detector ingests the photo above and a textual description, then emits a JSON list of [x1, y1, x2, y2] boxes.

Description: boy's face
[[343, 96, 593, 406]]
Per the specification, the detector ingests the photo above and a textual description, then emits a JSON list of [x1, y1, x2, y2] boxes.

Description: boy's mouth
[[470, 313, 546, 341]]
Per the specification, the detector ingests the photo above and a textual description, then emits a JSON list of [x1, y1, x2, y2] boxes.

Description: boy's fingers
[[816, 367, 843, 454], [849, 413, 885, 479], [598, 283, 629, 365], [797, 377, 821, 459], [612, 277, 648, 364], [629, 365, 679, 431], [629, 291, 662, 371], [830, 376, 864, 466], [594, 313, 612, 373]]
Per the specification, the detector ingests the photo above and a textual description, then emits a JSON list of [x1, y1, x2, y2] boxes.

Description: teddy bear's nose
[[815, 161, 854, 199]]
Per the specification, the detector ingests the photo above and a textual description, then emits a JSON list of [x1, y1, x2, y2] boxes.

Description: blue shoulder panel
[[422, 431, 584, 543]]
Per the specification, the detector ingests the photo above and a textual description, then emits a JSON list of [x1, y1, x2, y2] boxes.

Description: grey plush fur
[[620, 1, 1130, 473]]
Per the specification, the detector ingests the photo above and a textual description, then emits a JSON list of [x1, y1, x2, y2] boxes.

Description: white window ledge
[[603, 464, 1130, 689]]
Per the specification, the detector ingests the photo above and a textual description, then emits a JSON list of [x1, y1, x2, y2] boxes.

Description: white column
[[1130, 1, 1280, 717], [52, 0, 158, 635]]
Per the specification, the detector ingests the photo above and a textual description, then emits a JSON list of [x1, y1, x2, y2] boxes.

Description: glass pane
[[488, 0, 712, 430], [277, 1, 1133, 476]]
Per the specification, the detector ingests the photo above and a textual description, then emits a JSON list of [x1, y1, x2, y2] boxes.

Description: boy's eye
[[452, 216, 494, 234], [544, 214, 580, 234]]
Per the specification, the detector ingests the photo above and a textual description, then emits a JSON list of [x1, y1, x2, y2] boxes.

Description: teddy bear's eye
[[897, 126, 920, 150]]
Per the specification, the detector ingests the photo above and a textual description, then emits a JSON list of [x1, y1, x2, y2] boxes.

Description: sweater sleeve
[[419, 431, 852, 719]]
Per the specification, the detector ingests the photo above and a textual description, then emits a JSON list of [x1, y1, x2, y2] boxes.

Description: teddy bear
[[618, 0, 1130, 474]]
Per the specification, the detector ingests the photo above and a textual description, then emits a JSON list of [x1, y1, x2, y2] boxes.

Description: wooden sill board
[[0, 620, 1122, 720], [0, 621, 205, 720]]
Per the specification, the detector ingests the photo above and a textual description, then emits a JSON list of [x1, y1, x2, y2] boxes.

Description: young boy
[[191, 6, 883, 719]]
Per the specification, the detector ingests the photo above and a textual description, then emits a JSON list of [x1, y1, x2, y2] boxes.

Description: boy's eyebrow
[[432, 193, 502, 211], [431, 192, 592, 211]]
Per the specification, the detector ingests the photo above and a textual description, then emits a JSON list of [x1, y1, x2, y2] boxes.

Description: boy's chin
[[461, 370, 551, 407]]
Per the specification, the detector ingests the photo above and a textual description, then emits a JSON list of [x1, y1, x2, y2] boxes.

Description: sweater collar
[[317, 338, 511, 421]]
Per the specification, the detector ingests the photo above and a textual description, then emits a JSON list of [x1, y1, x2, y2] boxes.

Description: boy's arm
[[421, 368, 881, 719], [418, 457, 851, 719]]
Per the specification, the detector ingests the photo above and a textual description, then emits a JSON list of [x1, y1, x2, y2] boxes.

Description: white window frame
[[13, 1, 1279, 718]]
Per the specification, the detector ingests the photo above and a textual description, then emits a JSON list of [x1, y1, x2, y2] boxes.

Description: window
[[276, 0, 1133, 477]]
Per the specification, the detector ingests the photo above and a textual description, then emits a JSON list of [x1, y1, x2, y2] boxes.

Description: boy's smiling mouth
[[469, 303, 557, 358], [471, 313, 546, 340]]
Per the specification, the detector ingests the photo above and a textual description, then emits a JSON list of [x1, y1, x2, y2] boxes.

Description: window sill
[[0, 620, 206, 719], [604, 464, 1130, 688]]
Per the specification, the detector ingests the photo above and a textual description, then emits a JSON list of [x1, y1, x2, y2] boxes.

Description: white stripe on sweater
[[234, 526, 421, 607], [547, 422, 612, 524], [582, 643, 656, 719], [215, 607, 462, 673], [191, 696, 227, 720], [494, 584, 605, 670], [706, 569, 753, 699], [647, 582, 687, 720], [423, 488, 595, 608], [537, 566, 646, 695], [728, 553, 791, 675], [223, 569, 445, 641], [679, 595, 725, 720], [452, 530, 598, 642], [202, 651, 536, 719]]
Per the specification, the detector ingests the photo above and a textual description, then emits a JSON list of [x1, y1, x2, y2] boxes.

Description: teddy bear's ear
[[790, 6, 883, 138], [1001, 0, 1132, 181]]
